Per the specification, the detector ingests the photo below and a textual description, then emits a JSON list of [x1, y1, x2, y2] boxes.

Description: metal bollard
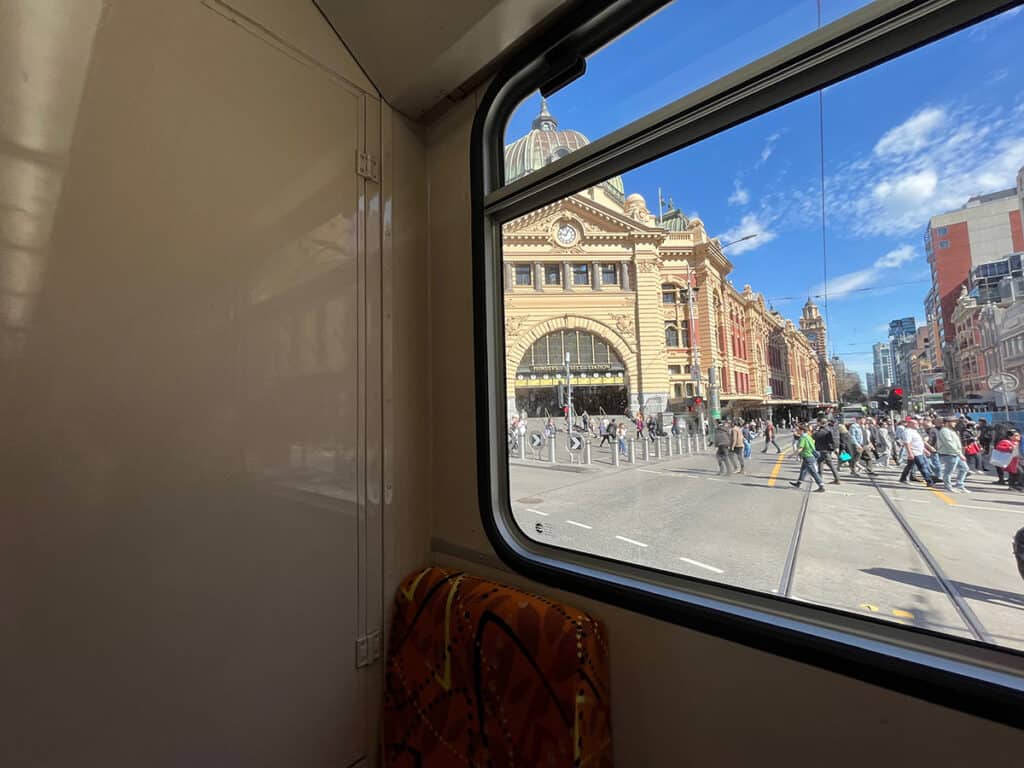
[[654, 437, 662, 459], [642, 439, 650, 461], [519, 439, 526, 460], [548, 436, 556, 464], [628, 438, 636, 464], [584, 439, 592, 465], [612, 442, 620, 466], [667, 435, 675, 457]]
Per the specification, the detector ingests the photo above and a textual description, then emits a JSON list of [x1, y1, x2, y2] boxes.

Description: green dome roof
[[503, 99, 625, 204]]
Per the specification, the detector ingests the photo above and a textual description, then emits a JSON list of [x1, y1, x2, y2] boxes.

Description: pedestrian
[[599, 417, 611, 447], [937, 416, 969, 493], [789, 424, 827, 493], [762, 420, 781, 453], [813, 419, 840, 484], [978, 418, 993, 473], [582, 410, 590, 435], [899, 419, 937, 486], [921, 418, 943, 483], [875, 418, 892, 468], [616, 421, 628, 458], [647, 414, 659, 443], [731, 420, 745, 474], [742, 422, 753, 459], [713, 421, 734, 475]]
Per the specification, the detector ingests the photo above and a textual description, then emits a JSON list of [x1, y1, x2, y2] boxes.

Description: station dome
[[504, 98, 625, 204]]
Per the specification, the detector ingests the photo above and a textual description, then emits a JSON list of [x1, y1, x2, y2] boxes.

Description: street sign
[[568, 434, 583, 451], [529, 432, 544, 448], [988, 371, 1019, 391], [765, 385, 773, 395], [711, 409, 721, 419]]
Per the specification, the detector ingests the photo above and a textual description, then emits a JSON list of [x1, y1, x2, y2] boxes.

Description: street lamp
[[719, 233, 758, 250]]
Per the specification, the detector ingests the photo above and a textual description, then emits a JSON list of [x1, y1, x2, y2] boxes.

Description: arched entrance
[[514, 329, 628, 416]]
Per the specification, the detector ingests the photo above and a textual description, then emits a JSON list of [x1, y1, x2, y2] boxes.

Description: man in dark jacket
[[713, 422, 734, 475], [813, 419, 840, 484]]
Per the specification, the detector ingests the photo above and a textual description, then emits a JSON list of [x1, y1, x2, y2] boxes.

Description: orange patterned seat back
[[383, 567, 613, 767]]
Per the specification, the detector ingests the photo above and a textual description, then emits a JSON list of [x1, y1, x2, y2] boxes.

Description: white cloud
[[872, 244, 916, 269], [810, 244, 917, 299], [828, 101, 1024, 237], [873, 108, 945, 156], [756, 132, 781, 168], [715, 212, 777, 255], [728, 179, 750, 206]]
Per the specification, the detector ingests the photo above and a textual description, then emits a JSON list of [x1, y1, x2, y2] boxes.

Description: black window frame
[[471, 0, 1024, 728], [600, 263, 618, 285], [544, 264, 562, 285]]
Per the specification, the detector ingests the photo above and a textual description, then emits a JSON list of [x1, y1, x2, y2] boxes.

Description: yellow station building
[[502, 101, 836, 421]]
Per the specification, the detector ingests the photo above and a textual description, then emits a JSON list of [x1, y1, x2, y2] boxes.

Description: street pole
[[565, 352, 573, 442], [686, 260, 707, 437]]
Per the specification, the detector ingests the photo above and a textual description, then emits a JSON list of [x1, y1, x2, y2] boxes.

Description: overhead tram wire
[[766, 278, 931, 304], [817, 0, 832, 359]]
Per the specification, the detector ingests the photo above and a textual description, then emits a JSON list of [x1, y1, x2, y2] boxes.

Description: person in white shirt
[[899, 419, 936, 486]]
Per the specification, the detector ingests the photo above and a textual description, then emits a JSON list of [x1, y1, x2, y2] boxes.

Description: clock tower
[[799, 298, 827, 360]]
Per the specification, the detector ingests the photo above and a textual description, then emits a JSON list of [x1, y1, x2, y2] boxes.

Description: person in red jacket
[[994, 430, 1021, 491]]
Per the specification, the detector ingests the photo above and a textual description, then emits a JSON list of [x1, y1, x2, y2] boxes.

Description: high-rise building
[[887, 318, 916, 389], [872, 342, 892, 388], [924, 188, 1024, 385], [865, 372, 877, 395]]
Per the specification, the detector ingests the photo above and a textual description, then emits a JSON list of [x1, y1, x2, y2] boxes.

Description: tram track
[[776, 466, 994, 642], [868, 477, 993, 644]]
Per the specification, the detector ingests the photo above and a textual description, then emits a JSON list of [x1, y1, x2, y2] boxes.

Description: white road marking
[[947, 503, 1024, 515], [527, 508, 549, 516], [565, 520, 593, 529], [678, 556, 724, 574], [637, 469, 662, 475], [615, 535, 648, 548]]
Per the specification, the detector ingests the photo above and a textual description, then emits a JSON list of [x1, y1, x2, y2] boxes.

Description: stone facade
[[502, 190, 835, 419], [501, 103, 835, 421]]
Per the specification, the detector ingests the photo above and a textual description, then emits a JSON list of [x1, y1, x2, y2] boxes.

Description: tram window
[[482, 0, 1024, 723], [601, 264, 618, 285], [544, 264, 561, 285], [502, 0, 879, 186], [514, 264, 533, 286]]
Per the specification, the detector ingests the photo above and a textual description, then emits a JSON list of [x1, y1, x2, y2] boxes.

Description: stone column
[[632, 252, 670, 415], [563, 261, 572, 291], [592, 261, 601, 291], [504, 262, 513, 292], [533, 262, 544, 292]]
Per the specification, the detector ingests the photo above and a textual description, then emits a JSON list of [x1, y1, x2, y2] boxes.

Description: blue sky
[[505, 2, 1024, 382]]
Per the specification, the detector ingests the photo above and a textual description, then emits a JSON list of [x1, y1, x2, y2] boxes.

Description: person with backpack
[[713, 421, 734, 475], [813, 419, 840, 484], [789, 424, 826, 493]]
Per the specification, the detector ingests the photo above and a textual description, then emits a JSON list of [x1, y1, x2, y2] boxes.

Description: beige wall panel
[[0, 1, 382, 765], [424, 87, 1022, 765], [204, 0, 377, 95]]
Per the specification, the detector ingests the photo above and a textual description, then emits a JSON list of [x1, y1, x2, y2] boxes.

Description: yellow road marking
[[767, 449, 790, 487], [929, 488, 957, 505], [892, 608, 914, 619], [859, 603, 879, 613]]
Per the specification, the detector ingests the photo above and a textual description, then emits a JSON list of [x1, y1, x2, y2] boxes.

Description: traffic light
[[888, 386, 904, 413]]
